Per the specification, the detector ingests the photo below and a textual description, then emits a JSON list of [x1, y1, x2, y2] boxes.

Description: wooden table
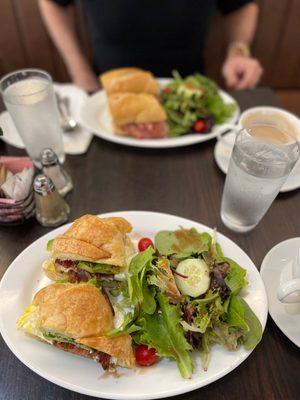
[[0, 88, 299, 400]]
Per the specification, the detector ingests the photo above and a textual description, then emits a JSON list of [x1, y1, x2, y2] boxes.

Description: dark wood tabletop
[[0, 88, 299, 400]]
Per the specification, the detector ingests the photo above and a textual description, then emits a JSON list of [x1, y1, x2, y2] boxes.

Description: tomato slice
[[193, 119, 206, 133], [138, 237, 154, 252], [162, 87, 171, 95], [135, 345, 158, 366]]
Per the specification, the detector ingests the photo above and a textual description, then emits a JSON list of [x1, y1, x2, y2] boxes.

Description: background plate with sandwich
[[80, 68, 239, 148]]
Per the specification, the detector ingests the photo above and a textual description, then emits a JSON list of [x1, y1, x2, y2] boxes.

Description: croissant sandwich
[[100, 67, 159, 96], [18, 283, 135, 370], [108, 92, 169, 139], [43, 214, 134, 283]]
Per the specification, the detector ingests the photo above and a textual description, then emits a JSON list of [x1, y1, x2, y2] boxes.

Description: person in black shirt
[[39, 0, 263, 92]]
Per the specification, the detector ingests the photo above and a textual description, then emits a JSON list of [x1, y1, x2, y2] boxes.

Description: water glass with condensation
[[221, 126, 299, 232], [0, 69, 64, 168]]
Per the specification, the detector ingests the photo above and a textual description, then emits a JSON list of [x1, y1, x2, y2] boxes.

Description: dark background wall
[[0, 0, 299, 112]]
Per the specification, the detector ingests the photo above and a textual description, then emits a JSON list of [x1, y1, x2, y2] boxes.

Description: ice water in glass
[[221, 125, 299, 232], [0, 69, 64, 167]]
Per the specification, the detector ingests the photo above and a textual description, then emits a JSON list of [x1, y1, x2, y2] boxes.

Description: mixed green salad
[[161, 71, 236, 137], [106, 227, 262, 379]]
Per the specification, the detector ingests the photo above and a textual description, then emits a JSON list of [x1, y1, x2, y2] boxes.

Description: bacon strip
[[52, 341, 111, 370], [121, 122, 169, 139]]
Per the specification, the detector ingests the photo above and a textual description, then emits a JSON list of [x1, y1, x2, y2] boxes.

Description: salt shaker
[[40, 148, 73, 197], [34, 174, 70, 227]]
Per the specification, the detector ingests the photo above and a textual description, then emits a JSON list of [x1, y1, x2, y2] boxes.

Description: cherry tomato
[[193, 119, 206, 133], [162, 87, 171, 95], [135, 345, 158, 366], [138, 237, 154, 252]]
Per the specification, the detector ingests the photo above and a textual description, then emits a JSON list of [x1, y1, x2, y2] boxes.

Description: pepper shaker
[[34, 174, 70, 227], [41, 148, 73, 197]]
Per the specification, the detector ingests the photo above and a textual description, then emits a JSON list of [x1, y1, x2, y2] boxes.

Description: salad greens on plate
[[107, 227, 262, 379], [161, 71, 236, 137]]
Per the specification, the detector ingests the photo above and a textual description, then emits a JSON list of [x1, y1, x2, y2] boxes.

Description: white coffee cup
[[218, 106, 300, 145], [277, 248, 300, 303]]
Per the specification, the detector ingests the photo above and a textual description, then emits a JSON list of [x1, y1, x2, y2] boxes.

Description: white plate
[[0, 211, 267, 399], [260, 238, 300, 348], [214, 131, 300, 193], [0, 83, 92, 155], [80, 78, 239, 148]]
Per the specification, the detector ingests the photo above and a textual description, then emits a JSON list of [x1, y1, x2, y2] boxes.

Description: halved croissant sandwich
[[43, 214, 134, 283], [18, 283, 134, 370], [100, 67, 159, 96], [108, 92, 169, 139]]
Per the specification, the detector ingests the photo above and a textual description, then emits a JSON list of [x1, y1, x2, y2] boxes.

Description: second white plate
[[80, 78, 239, 148]]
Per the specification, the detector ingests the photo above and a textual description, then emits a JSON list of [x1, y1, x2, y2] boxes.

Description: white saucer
[[260, 237, 300, 347], [214, 131, 300, 193]]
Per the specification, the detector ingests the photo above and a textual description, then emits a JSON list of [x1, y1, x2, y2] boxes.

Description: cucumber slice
[[175, 258, 210, 297]]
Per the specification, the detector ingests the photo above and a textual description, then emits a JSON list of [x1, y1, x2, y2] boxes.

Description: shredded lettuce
[[43, 331, 75, 344], [78, 262, 121, 274]]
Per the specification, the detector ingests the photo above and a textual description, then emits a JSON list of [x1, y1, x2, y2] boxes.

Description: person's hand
[[222, 55, 263, 90], [72, 69, 100, 93]]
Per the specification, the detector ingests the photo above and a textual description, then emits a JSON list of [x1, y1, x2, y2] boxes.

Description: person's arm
[[219, 2, 263, 90], [38, 0, 100, 92]]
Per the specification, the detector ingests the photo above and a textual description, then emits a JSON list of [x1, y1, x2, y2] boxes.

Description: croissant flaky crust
[[31, 283, 134, 367], [100, 67, 159, 96], [33, 283, 114, 338], [77, 334, 135, 368], [51, 214, 133, 267], [107, 92, 166, 126]]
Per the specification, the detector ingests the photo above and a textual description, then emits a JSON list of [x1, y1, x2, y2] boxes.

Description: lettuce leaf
[[107, 312, 141, 337], [129, 247, 154, 275], [78, 262, 120, 274], [127, 247, 156, 314], [46, 239, 54, 251], [199, 232, 212, 248], [224, 259, 247, 295], [228, 295, 262, 350], [141, 279, 156, 314], [148, 258, 181, 303], [43, 331, 76, 344], [155, 228, 209, 257], [137, 292, 193, 379]]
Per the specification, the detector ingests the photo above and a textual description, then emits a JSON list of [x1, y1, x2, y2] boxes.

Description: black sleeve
[[48, 0, 74, 6], [217, 0, 255, 15]]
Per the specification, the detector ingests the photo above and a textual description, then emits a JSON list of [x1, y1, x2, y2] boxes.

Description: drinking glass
[[0, 69, 64, 167], [221, 126, 299, 232]]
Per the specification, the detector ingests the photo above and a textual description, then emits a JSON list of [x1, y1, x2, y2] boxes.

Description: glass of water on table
[[221, 125, 299, 232], [0, 69, 64, 168]]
